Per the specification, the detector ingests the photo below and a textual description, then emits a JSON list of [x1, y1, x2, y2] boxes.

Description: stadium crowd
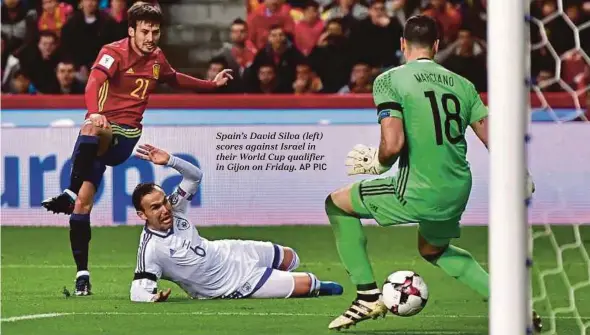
[[1, 0, 589, 95]]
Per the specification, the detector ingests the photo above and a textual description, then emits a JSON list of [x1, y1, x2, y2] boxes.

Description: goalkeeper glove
[[345, 144, 391, 176]]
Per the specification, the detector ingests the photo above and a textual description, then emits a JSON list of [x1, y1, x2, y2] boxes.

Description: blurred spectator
[[61, 0, 119, 75], [248, 0, 304, 21], [204, 57, 237, 93], [536, 69, 561, 92], [247, 25, 304, 93], [214, 19, 258, 79], [294, 0, 324, 56], [338, 62, 372, 93], [248, 0, 296, 50], [542, 0, 577, 56], [561, 50, 587, 89], [322, 0, 369, 30], [1, 0, 38, 56], [206, 57, 226, 81], [530, 46, 556, 80], [18, 30, 60, 93], [7, 69, 35, 94], [106, 0, 129, 38], [250, 63, 283, 93], [308, 18, 354, 92], [574, 64, 589, 93], [349, 0, 402, 69], [564, 2, 588, 55], [386, 0, 421, 27], [37, 0, 74, 37], [585, 86, 590, 121], [293, 62, 323, 93], [50, 59, 85, 94], [1, 32, 22, 92], [460, 0, 486, 40], [530, 0, 545, 19], [1, 33, 9, 82], [440, 27, 487, 92], [422, 0, 462, 45]]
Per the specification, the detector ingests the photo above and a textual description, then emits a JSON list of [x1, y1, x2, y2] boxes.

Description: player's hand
[[135, 144, 170, 165], [213, 69, 234, 87], [527, 171, 536, 199], [87, 114, 108, 128], [152, 288, 171, 302], [345, 144, 391, 176]]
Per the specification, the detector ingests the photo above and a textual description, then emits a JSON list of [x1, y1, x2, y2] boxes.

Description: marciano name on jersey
[[413, 72, 455, 87]]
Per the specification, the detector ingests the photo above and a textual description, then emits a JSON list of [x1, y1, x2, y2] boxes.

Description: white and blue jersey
[[130, 156, 281, 301]]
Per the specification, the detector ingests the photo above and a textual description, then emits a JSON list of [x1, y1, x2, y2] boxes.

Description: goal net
[[528, 0, 589, 334]]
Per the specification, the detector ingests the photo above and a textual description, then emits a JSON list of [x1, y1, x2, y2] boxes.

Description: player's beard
[[135, 38, 156, 55]]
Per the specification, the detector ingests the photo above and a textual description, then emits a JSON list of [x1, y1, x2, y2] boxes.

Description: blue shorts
[[72, 123, 141, 188]]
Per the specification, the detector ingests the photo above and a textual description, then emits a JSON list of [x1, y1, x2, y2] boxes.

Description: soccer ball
[[382, 270, 429, 317]]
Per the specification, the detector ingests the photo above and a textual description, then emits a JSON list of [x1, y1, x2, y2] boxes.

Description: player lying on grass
[[129, 143, 343, 302], [41, 2, 233, 296], [324, 15, 541, 331]]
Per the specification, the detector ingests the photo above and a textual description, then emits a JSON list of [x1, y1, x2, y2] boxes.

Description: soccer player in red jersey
[[41, 1, 233, 296]]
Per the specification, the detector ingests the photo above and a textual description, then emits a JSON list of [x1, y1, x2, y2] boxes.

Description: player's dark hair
[[38, 30, 58, 41], [403, 15, 439, 48], [269, 24, 283, 32], [13, 68, 28, 78], [325, 17, 343, 28], [132, 182, 159, 211], [232, 18, 247, 27], [304, 0, 320, 10], [258, 63, 277, 72], [128, 1, 163, 29], [209, 56, 228, 68], [57, 58, 77, 70], [369, 0, 385, 7]]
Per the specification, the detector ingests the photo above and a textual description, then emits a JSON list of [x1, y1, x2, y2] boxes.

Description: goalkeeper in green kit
[[325, 15, 540, 331]]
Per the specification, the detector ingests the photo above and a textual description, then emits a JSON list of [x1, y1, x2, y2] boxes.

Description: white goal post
[[488, 0, 530, 334]]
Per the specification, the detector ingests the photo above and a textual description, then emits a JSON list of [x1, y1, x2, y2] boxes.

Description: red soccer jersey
[[86, 38, 176, 128]]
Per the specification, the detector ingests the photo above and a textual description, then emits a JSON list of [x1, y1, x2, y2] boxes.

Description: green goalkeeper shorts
[[350, 176, 462, 247]]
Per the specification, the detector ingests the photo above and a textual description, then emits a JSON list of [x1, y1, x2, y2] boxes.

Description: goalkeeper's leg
[[418, 227, 542, 332], [417, 227, 489, 297], [325, 184, 387, 330]]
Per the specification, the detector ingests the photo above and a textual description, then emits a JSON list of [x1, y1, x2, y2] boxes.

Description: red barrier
[[0, 92, 584, 109]]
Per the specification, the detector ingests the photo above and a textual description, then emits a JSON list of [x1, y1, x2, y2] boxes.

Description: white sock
[[76, 270, 90, 278], [307, 273, 320, 296], [357, 288, 381, 295], [64, 189, 77, 201]]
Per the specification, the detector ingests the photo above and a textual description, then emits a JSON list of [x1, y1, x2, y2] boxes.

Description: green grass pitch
[[1, 225, 589, 335]]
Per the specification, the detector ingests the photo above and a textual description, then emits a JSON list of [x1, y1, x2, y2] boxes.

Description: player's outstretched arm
[[135, 144, 203, 196], [167, 70, 233, 90], [130, 278, 171, 303], [130, 242, 169, 302], [470, 116, 535, 196]]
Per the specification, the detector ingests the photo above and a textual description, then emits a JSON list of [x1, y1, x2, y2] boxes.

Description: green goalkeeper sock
[[325, 196, 376, 286], [435, 245, 489, 298]]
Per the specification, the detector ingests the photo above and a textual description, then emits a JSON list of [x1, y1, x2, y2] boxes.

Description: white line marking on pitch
[[1, 313, 70, 322], [1, 311, 585, 323]]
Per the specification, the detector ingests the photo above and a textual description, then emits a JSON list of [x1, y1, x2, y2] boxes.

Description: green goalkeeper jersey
[[372, 59, 488, 221]]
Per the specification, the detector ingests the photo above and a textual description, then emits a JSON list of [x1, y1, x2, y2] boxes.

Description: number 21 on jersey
[[131, 78, 150, 99], [424, 91, 464, 145]]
